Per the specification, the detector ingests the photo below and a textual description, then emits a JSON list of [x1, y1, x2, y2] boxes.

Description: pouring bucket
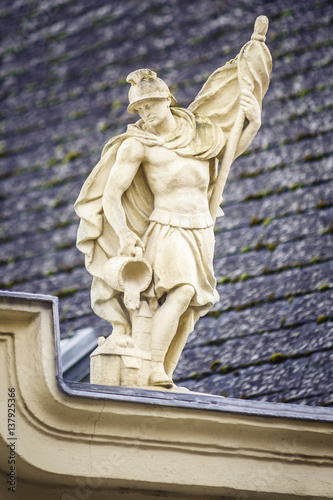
[[103, 252, 152, 310]]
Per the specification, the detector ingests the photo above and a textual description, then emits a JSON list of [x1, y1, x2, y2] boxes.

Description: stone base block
[[90, 350, 151, 388], [90, 353, 121, 386]]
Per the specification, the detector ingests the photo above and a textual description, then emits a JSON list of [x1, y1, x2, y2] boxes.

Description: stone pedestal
[[90, 301, 153, 388]]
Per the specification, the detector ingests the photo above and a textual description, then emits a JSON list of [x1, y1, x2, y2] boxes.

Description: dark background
[[0, 0, 332, 405]]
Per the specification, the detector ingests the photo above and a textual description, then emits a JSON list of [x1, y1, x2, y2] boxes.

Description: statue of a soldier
[[75, 17, 272, 389]]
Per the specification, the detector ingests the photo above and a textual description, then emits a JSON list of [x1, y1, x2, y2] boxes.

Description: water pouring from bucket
[[103, 248, 152, 311]]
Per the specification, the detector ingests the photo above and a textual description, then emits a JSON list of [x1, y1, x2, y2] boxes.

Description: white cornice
[[0, 290, 332, 500]]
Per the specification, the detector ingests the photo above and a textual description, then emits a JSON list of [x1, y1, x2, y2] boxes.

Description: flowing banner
[[189, 16, 272, 220]]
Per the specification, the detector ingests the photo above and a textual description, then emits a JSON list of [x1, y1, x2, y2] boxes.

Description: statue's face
[[134, 98, 170, 128]]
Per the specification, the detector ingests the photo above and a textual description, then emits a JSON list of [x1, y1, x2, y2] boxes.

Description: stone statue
[[75, 16, 272, 390]]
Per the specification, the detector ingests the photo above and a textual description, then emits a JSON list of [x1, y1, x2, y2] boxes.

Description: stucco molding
[[0, 291, 332, 499]]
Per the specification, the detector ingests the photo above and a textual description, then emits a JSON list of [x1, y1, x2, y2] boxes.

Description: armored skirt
[[142, 208, 219, 317]]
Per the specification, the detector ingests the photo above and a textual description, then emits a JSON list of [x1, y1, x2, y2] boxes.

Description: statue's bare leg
[[100, 296, 132, 348], [150, 284, 194, 387], [164, 308, 199, 380]]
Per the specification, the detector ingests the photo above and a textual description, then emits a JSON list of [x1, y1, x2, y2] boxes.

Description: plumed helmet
[[126, 68, 176, 114]]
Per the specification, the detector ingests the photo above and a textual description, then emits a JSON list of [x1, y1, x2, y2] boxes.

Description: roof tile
[[0, 0, 332, 406]]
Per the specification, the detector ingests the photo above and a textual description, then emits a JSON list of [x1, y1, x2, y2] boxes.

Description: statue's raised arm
[[74, 17, 272, 391]]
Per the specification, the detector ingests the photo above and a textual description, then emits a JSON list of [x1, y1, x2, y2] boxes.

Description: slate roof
[[0, 0, 332, 406]]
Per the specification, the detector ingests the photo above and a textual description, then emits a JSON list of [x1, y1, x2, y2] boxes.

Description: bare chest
[[142, 145, 210, 195]]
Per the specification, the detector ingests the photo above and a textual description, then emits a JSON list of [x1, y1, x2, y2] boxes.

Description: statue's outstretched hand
[[240, 90, 261, 127], [118, 228, 144, 257]]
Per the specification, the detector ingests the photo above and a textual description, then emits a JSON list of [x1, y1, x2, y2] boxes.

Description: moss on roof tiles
[[0, 0, 332, 404]]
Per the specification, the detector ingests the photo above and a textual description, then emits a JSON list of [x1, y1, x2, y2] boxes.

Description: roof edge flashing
[[0, 291, 332, 498]]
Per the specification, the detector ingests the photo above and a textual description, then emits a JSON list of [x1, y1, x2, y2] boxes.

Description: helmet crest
[[126, 68, 176, 114]]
